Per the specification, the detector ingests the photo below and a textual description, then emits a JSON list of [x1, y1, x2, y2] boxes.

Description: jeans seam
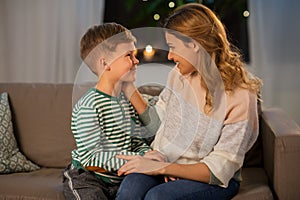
[[64, 170, 81, 200]]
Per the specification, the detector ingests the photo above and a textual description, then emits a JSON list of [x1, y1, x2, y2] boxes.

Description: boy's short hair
[[80, 23, 136, 72]]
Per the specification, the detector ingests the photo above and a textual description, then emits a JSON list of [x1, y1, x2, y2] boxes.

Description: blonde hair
[[80, 23, 136, 73], [164, 3, 262, 114]]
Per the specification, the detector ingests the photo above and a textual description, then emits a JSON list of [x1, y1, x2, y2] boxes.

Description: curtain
[[248, 0, 300, 124], [0, 0, 104, 83]]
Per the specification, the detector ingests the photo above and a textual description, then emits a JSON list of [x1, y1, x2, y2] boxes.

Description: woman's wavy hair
[[163, 3, 262, 114]]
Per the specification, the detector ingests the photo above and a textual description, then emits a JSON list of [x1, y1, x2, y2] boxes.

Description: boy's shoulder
[[74, 88, 100, 109]]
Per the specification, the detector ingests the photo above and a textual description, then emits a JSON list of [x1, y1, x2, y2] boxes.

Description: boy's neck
[[95, 77, 122, 97]]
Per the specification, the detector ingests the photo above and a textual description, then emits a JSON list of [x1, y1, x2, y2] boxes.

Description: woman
[[116, 3, 262, 200]]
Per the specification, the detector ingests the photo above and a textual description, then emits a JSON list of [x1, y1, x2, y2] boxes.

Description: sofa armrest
[[260, 107, 300, 200]]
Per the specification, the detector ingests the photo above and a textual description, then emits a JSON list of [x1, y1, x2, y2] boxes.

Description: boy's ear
[[100, 58, 110, 71]]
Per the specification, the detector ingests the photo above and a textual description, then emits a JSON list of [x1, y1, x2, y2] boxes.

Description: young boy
[[63, 23, 152, 200]]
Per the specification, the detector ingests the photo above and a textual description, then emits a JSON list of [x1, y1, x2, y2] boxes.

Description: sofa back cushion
[[0, 83, 76, 168]]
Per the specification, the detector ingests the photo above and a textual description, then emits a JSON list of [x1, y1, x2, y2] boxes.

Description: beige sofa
[[0, 83, 300, 200]]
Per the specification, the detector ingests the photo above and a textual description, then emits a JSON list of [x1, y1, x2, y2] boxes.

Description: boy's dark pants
[[63, 164, 119, 200]]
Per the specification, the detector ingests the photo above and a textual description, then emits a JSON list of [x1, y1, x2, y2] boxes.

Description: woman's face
[[165, 32, 197, 76]]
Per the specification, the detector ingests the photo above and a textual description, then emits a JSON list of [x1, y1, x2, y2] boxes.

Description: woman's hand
[[116, 154, 169, 176], [164, 176, 179, 182], [144, 150, 166, 162]]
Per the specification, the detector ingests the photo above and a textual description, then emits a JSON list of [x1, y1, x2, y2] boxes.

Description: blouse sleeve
[[139, 87, 171, 135], [200, 89, 259, 187]]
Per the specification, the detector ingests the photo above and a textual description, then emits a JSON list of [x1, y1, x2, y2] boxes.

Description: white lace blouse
[[140, 69, 259, 187]]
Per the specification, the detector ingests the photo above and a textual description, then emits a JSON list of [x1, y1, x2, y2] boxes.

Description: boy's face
[[108, 42, 139, 82]]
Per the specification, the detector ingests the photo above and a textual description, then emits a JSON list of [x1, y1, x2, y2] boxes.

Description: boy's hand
[[122, 82, 137, 99], [122, 82, 147, 114]]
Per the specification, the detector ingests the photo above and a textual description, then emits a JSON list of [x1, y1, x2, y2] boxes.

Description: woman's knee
[[116, 173, 162, 200], [144, 187, 168, 200], [116, 173, 160, 200]]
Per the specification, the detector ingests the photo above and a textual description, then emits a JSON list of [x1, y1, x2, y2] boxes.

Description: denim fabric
[[116, 173, 240, 200], [62, 165, 119, 200]]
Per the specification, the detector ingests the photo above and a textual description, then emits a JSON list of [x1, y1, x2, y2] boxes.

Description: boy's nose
[[167, 52, 173, 61], [133, 56, 139, 65]]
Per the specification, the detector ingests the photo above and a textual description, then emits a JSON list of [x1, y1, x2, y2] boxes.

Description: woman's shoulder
[[226, 87, 256, 102], [224, 87, 257, 124]]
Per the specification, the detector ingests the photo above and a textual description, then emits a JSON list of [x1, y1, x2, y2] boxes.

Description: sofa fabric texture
[[0, 83, 299, 200]]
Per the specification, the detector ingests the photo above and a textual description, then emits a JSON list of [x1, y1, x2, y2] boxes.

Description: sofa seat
[[0, 168, 273, 200], [233, 168, 273, 200], [0, 168, 65, 199], [1, 83, 300, 199]]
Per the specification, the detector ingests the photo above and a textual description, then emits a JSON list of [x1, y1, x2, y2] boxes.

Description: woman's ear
[[188, 41, 200, 52]]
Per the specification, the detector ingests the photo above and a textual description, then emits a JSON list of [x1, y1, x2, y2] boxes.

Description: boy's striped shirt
[[71, 88, 150, 183]]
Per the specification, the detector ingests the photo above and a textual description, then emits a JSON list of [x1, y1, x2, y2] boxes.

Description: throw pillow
[[0, 92, 40, 173], [141, 94, 159, 106]]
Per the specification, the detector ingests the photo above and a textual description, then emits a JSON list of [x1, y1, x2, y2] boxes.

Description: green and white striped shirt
[[71, 88, 150, 177]]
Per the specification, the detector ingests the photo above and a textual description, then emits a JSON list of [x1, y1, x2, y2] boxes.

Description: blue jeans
[[116, 173, 240, 200]]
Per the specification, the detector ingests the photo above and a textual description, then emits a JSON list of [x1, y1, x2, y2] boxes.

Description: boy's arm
[[123, 82, 162, 135], [131, 136, 152, 153]]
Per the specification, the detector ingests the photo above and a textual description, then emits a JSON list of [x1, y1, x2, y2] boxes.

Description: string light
[[169, 2, 175, 8], [153, 14, 160, 21], [243, 10, 250, 18]]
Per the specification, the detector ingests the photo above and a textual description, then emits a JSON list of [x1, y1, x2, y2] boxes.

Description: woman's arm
[[116, 155, 210, 183]]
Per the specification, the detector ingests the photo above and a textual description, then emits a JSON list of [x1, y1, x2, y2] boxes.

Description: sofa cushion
[[0, 83, 76, 168], [0, 168, 65, 199], [0, 92, 40, 173], [233, 168, 273, 200]]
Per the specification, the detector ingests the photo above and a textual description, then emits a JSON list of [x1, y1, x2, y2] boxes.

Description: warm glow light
[[243, 10, 250, 17], [169, 2, 175, 8], [143, 45, 155, 61], [145, 45, 153, 53], [133, 49, 138, 56], [153, 14, 160, 21]]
